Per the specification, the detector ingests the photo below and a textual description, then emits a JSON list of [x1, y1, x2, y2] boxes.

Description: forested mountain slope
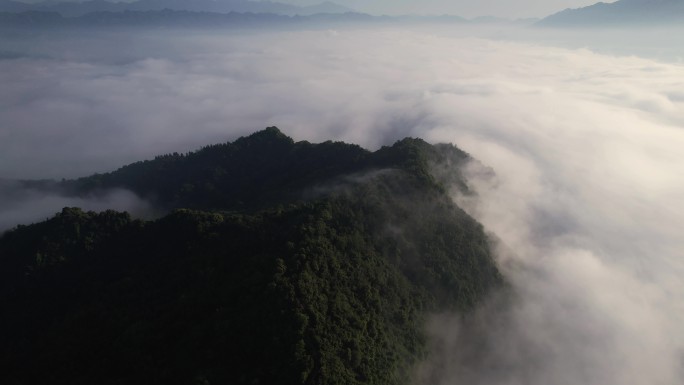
[[0, 128, 503, 385]]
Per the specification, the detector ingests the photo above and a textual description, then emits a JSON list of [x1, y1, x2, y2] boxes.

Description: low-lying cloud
[[0, 181, 156, 233], [1, 24, 683, 384]]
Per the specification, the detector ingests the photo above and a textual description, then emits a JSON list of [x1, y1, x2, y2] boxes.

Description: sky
[[1, 15, 683, 385], [12, 0, 617, 18]]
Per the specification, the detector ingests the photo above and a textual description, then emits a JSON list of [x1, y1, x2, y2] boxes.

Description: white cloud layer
[[1, 25, 683, 383]]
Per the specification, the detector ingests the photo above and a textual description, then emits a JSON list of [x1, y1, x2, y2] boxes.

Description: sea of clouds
[[1, 24, 683, 384]]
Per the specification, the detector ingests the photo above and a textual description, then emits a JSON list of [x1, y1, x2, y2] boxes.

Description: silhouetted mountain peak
[[235, 126, 294, 146]]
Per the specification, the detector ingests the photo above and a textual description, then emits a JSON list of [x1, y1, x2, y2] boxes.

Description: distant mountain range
[[0, 0, 355, 17], [538, 0, 684, 26], [0, 0, 541, 27], [0, 9, 377, 27], [0, 8, 538, 28]]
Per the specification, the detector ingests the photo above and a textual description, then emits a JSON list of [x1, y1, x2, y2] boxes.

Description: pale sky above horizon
[[14, 0, 617, 18]]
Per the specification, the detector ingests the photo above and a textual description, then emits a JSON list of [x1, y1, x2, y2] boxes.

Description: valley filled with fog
[[1, 20, 683, 384]]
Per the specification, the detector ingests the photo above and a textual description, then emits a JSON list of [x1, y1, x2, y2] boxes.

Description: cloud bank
[[1, 25, 683, 384]]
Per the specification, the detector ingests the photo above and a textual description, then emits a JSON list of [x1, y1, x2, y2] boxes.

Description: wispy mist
[[1, 24, 683, 383]]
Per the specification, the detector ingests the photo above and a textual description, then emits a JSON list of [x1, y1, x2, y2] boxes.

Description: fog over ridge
[[0, 182, 155, 234], [1, 25, 683, 384]]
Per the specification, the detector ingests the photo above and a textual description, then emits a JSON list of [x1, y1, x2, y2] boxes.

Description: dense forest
[[0, 127, 503, 385]]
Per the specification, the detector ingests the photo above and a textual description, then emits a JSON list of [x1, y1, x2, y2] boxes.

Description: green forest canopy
[[0, 127, 503, 385]]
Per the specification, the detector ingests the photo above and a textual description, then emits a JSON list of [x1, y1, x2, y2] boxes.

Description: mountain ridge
[[48, 126, 471, 212]]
